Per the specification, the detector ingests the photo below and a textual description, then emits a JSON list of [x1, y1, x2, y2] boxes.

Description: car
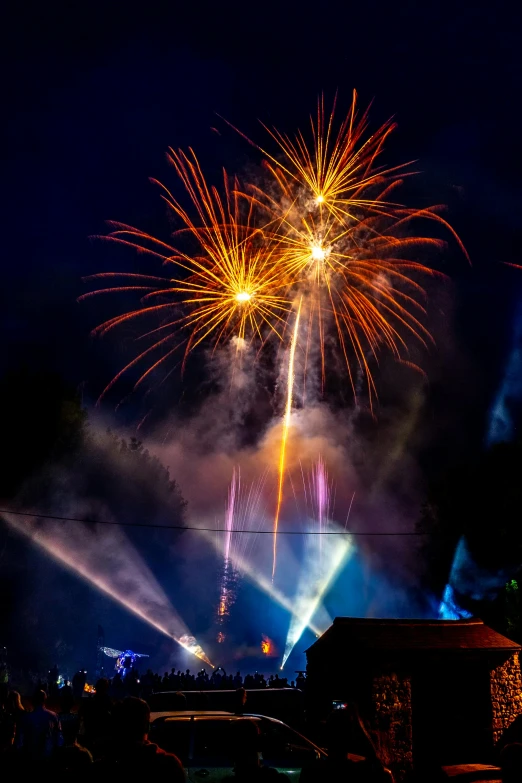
[[149, 710, 326, 781], [147, 688, 304, 728], [441, 764, 502, 781]]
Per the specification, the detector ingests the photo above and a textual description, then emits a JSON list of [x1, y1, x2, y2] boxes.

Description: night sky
[[1, 0, 522, 673]]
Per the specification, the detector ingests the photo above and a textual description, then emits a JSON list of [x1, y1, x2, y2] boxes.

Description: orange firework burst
[[80, 148, 290, 402], [239, 90, 468, 401], [261, 635, 274, 655]]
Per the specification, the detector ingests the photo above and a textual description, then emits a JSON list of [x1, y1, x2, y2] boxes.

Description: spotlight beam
[[4, 512, 213, 667], [281, 527, 353, 668]]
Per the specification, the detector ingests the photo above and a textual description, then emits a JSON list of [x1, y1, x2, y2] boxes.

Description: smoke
[[2, 427, 213, 671], [145, 344, 434, 669], [3, 320, 440, 673]]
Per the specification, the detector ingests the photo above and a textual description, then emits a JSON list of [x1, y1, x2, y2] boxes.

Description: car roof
[[153, 688, 298, 694], [150, 711, 235, 719]]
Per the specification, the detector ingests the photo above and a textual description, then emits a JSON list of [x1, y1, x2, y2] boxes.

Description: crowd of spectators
[[2, 665, 522, 781], [107, 665, 307, 696]]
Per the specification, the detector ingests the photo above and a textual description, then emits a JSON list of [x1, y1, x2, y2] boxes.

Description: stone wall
[[371, 672, 413, 781], [490, 652, 522, 742]]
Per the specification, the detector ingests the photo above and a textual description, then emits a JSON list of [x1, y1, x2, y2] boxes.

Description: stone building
[[305, 618, 521, 779]]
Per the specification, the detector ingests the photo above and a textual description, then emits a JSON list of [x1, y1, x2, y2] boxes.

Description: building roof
[[306, 618, 521, 658]]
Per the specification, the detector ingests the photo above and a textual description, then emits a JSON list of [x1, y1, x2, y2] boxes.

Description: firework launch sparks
[[216, 467, 266, 627]]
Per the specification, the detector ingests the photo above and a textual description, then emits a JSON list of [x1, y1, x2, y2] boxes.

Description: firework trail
[[272, 298, 302, 581]]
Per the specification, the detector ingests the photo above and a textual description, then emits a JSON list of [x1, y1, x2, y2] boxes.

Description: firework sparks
[[235, 91, 468, 401], [272, 298, 302, 581], [217, 467, 266, 627], [305, 455, 334, 571], [80, 150, 290, 403]]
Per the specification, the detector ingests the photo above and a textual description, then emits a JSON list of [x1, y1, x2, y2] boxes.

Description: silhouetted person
[[223, 718, 290, 781], [79, 677, 113, 758], [500, 743, 522, 783], [6, 690, 25, 749], [96, 696, 185, 779], [58, 688, 79, 746], [53, 740, 93, 773], [54, 688, 92, 774], [20, 689, 62, 762]]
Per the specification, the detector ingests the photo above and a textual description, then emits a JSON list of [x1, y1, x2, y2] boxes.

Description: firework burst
[[239, 90, 468, 401], [80, 149, 290, 402]]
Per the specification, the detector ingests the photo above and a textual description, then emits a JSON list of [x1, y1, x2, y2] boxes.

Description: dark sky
[[1, 0, 522, 673]]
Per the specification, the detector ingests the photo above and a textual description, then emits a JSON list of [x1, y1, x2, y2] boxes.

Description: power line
[[0, 507, 426, 535]]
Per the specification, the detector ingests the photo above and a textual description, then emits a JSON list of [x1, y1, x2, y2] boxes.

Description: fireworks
[[240, 91, 467, 401], [83, 93, 466, 619], [261, 635, 274, 655], [82, 92, 465, 408], [216, 467, 266, 628], [80, 149, 290, 402]]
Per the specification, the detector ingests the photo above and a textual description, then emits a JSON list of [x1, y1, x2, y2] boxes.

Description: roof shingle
[[306, 618, 521, 656]]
